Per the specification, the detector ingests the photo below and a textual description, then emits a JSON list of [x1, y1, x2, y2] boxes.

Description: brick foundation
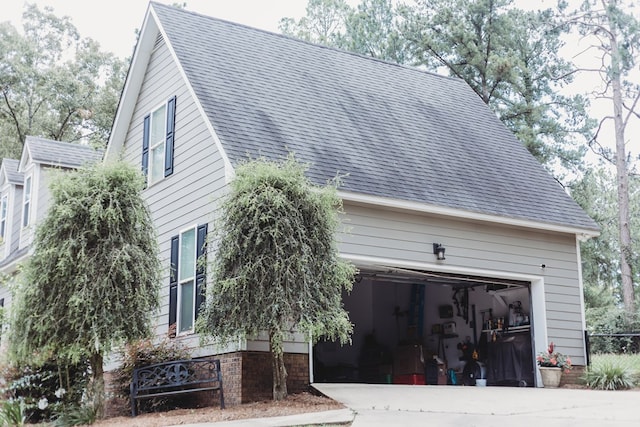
[[240, 352, 309, 403], [219, 351, 309, 405], [559, 365, 585, 387]]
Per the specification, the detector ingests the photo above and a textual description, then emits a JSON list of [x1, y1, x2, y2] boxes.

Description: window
[[169, 224, 207, 335], [22, 176, 32, 228], [0, 195, 7, 241], [142, 96, 176, 185]]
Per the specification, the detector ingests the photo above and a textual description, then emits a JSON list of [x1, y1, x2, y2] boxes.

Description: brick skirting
[[219, 351, 309, 405], [559, 365, 585, 387]]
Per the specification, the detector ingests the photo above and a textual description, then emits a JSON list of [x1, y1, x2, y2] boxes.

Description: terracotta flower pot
[[539, 366, 562, 388]]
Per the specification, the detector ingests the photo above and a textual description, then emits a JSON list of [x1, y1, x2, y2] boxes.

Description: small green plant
[[536, 342, 572, 372], [0, 399, 27, 426], [583, 362, 636, 390], [51, 404, 98, 427]]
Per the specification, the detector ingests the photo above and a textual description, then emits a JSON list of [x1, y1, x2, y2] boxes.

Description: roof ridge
[[26, 136, 103, 152], [150, 1, 463, 84]]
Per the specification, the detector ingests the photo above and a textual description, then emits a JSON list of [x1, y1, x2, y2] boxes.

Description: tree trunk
[[269, 330, 288, 401], [89, 352, 105, 418], [607, 6, 635, 323]]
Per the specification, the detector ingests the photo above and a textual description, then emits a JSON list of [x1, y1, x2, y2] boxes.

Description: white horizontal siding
[[121, 40, 228, 354], [340, 203, 586, 364]]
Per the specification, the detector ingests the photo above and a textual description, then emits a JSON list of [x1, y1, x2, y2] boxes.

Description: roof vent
[[154, 33, 164, 49]]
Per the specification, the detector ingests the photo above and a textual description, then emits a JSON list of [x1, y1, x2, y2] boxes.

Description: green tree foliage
[[280, 0, 407, 62], [197, 156, 355, 400], [0, 4, 126, 159], [279, 0, 351, 46], [9, 161, 161, 417], [572, 166, 640, 331], [567, 0, 640, 322], [342, 0, 409, 62], [282, 0, 592, 177], [402, 0, 591, 176]]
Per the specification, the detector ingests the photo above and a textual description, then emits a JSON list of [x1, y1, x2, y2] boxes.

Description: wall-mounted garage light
[[433, 243, 446, 261]]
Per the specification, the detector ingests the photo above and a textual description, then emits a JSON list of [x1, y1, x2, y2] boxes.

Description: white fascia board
[[18, 143, 32, 172], [0, 252, 30, 275], [342, 252, 543, 283], [338, 190, 600, 239], [104, 4, 158, 162], [148, 5, 235, 183]]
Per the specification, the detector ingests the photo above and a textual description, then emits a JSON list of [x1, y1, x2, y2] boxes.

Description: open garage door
[[313, 266, 536, 387]]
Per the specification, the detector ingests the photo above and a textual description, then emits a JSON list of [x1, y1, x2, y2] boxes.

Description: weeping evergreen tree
[[197, 156, 355, 401], [9, 161, 161, 418]]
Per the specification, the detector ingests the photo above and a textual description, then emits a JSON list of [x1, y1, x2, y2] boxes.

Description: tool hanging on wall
[[453, 288, 470, 324], [452, 289, 461, 317]]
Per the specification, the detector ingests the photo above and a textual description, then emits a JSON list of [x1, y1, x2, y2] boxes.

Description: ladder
[[407, 283, 425, 339]]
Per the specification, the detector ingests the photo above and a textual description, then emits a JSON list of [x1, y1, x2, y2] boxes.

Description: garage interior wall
[[315, 277, 531, 375]]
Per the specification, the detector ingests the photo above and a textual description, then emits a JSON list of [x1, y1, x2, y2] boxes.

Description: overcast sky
[[3, 1, 324, 58], [3, 0, 634, 158], [3, 0, 555, 59]]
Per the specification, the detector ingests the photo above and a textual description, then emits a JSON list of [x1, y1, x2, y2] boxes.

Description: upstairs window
[[22, 176, 31, 228], [169, 224, 207, 335], [142, 96, 176, 185], [0, 195, 7, 241]]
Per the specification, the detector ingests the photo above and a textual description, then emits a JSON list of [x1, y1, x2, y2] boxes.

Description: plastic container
[[475, 379, 487, 387]]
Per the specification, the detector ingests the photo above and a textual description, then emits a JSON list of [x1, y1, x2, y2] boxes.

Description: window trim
[[22, 175, 32, 228], [177, 224, 198, 335], [169, 223, 207, 337], [0, 194, 7, 242], [142, 96, 176, 186], [147, 102, 167, 185]]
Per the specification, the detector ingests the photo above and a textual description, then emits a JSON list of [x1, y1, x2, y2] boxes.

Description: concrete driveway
[[313, 383, 640, 426]]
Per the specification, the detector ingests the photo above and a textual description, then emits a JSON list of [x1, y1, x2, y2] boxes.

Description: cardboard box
[[393, 344, 424, 375]]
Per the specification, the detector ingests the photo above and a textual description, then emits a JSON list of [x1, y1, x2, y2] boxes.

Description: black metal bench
[[130, 358, 225, 416]]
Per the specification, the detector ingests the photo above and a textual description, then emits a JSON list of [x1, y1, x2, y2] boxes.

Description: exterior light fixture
[[433, 243, 446, 260]]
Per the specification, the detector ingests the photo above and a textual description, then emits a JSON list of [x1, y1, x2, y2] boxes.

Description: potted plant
[[537, 342, 572, 388]]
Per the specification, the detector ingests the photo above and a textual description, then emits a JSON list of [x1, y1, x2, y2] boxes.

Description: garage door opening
[[313, 267, 535, 387]]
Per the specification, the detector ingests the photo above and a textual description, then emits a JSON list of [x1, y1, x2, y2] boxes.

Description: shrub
[[112, 338, 190, 413], [583, 362, 636, 390], [51, 403, 98, 427], [0, 359, 88, 423]]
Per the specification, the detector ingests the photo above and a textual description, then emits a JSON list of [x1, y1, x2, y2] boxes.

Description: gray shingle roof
[[1, 158, 23, 184], [152, 3, 598, 232], [26, 136, 103, 168]]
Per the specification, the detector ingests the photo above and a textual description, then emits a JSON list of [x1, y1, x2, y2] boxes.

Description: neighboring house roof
[[22, 136, 103, 169], [110, 2, 599, 234], [0, 247, 29, 272], [1, 158, 23, 185]]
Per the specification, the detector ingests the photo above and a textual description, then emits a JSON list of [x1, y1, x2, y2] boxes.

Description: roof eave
[[105, 4, 159, 161], [338, 190, 600, 239]]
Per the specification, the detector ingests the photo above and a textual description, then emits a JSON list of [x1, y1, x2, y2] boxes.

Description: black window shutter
[[168, 235, 179, 336], [142, 114, 150, 183], [164, 96, 176, 177], [195, 223, 208, 319]]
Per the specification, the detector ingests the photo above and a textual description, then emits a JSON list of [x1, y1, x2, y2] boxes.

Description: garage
[[313, 265, 536, 387]]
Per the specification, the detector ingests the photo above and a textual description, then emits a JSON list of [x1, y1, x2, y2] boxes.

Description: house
[[0, 137, 103, 332], [104, 2, 599, 402]]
